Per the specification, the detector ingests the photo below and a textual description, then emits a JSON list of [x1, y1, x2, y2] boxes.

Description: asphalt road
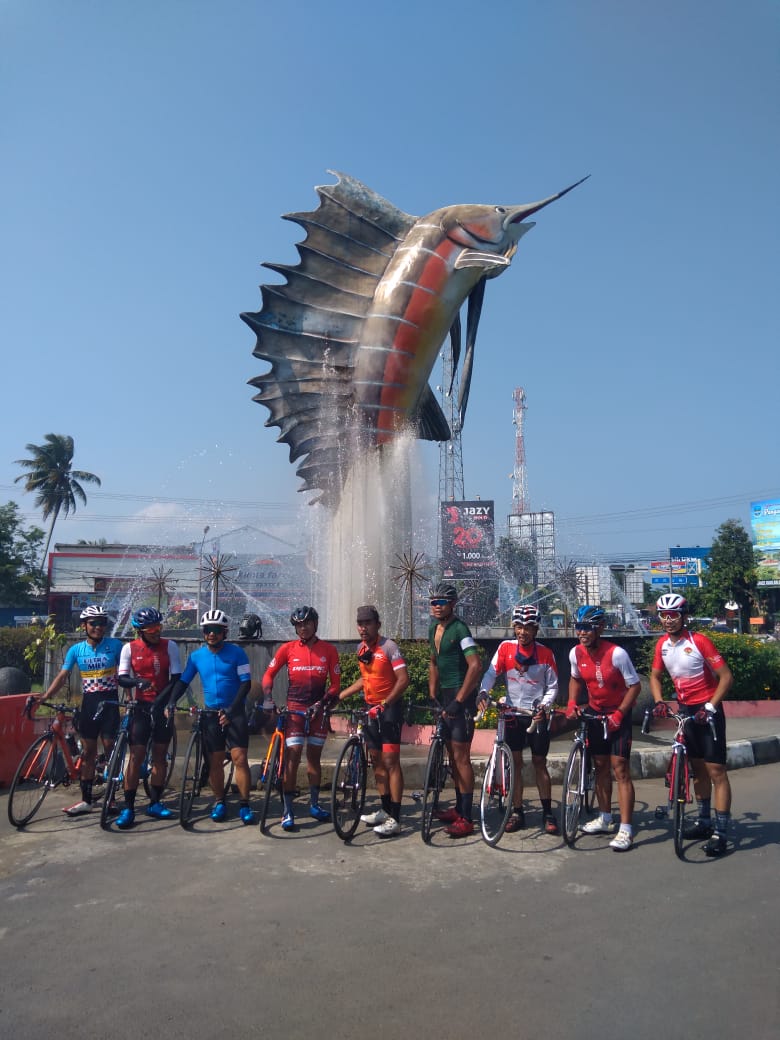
[[1, 764, 778, 1040]]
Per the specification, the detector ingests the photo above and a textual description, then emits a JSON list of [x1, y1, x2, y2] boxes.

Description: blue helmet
[[132, 607, 163, 630], [290, 605, 318, 627], [575, 605, 605, 625]]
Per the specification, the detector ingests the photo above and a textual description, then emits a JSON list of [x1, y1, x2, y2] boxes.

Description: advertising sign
[[441, 501, 495, 579], [650, 548, 710, 587], [752, 498, 780, 586]]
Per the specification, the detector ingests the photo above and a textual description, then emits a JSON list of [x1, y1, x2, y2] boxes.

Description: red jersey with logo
[[118, 638, 182, 701], [357, 636, 407, 705], [569, 640, 640, 712], [481, 640, 558, 711], [652, 629, 725, 706], [263, 638, 341, 707]]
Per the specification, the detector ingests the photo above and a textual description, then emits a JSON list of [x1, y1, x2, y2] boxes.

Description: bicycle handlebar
[[641, 706, 717, 741]]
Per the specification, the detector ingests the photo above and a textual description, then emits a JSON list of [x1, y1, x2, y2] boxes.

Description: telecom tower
[[507, 386, 556, 586], [438, 346, 465, 504], [511, 387, 528, 514]]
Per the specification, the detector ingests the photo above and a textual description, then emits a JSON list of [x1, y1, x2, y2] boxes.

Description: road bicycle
[[8, 698, 99, 827], [477, 699, 550, 846], [258, 705, 313, 834], [141, 723, 177, 799], [330, 707, 370, 841], [561, 709, 608, 847], [420, 703, 459, 845], [178, 707, 239, 828], [642, 704, 716, 860]]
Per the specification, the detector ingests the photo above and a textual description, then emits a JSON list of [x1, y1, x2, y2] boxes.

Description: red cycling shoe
[[445, 816, 475, 838]]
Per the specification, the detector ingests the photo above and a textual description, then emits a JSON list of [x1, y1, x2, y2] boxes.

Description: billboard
[[650, 547, 710, 587], [752, 498, 780, 587], [441, 501, 496, 580]]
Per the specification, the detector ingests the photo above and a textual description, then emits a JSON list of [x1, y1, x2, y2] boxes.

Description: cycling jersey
[[357, 636, 406, 705], [118, 638, 181, 701], [481, 639, 558, 711], [569, 640, 639, 712], [263, 638, 340, 707], [652, 629, 725, 706], [429, 617, 478, 691], [62, 638, 124, 695], [180, 643, 251, 710]]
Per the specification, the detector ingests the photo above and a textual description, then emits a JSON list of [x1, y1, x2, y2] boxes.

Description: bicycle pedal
[[654, 806, 668, 818]]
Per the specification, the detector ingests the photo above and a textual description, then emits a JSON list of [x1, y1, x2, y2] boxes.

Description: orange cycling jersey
[[357, 636, 406, 705]]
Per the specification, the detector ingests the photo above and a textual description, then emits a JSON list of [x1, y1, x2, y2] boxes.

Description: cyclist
[[261, 606, 340, 831], [338, 605, 409, 838], [167, 609, 254, 824], [649, 593, 733, 856], [566, 605, 641, 852], [477, 604, 559, 834], [114, 607, 182, 829], [428, 583, 483, 838], [40, 605, 123, 816]]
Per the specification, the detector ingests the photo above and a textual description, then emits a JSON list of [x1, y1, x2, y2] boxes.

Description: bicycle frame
[[260, 706, 310, 834], [561, 711, 606, 846], [330, 708, 371, 841]]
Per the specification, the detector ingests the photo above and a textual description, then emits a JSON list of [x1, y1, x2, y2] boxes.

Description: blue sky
[[1, 0, 778, 566]]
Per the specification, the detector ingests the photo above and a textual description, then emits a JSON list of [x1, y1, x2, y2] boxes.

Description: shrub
[[0, 626, 35, 677]]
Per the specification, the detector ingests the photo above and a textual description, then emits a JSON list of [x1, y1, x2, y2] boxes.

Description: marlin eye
[[495, 206, 506, 214]]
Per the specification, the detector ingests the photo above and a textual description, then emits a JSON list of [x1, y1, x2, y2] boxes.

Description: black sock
[[125, 788, 137, 809], [460, 793, 473, 821], [151, 785, 164, 803], [389, 801, 401, 822], [81, 781, 93, 804], [381, 793, 392, 814], [541, 799, 552, 815]]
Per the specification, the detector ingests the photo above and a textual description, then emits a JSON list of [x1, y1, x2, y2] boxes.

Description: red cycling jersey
[[569, 640, 640, 712], [263, 638, 341, 707], [652, 629, 725, 706], [118, 638, 181, 701]]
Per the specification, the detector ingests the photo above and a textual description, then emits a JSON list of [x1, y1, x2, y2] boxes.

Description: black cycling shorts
[[128, 704, 172, 748], [681, 704, 727, 765], [504, 715, 551, 757], [75, 692, 120, 742], [585, 710, 632, 760], [364, 698, 404, 752], [202, 711, 249, 753], [440, 689, 475, 745]]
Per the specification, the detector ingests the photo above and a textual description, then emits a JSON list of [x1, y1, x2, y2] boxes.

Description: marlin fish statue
[[241, 171, 586, 505]]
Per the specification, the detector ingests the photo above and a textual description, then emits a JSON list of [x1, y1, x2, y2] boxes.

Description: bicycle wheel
[[8, 736, 58, 827], [101, 732, 128, 830], [562, 741, 585, 847], [260, 736, 283, 834], [671, 749, 687, 860], [421, 739, 447, 844], [479, 743, 515, 847], [179, 729, 203, 829], [331, 738, 367, 841], [142, 725, 178, 799]]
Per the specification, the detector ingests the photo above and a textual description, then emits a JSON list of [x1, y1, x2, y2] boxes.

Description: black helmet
[[238, 613, 262, 639], [290, 605, 318, 626], [430, 583, 458, 602]]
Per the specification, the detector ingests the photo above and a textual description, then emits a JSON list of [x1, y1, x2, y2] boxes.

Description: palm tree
[[14, 433, 102, 568]]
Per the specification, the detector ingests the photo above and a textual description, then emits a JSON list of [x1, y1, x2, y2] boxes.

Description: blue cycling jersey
[[181, 643, 251, 709], [62, 638, 124, 695]]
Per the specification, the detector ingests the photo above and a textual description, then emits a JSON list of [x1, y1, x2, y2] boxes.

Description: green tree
[[14, 433, 101, 567], [0, 502, 44, 604], [701, 519, 758, 632]]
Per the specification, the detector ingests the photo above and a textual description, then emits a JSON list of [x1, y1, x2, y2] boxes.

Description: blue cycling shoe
[[146, 802, 173, 820], [116, 808, 135, 829], [309, 804, 331, 823], [211, 801, 227, 822], [281, 812, 295, 831], [239, 805, 254, 825]]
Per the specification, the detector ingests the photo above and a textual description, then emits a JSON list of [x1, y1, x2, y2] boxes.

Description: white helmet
[[512, 604, 541, 626], [657, 593, 687, 613], [200, 608, 229, 628], [80, 605, 109, 621]]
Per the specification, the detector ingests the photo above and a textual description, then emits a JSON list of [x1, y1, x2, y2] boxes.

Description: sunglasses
[[203, 625, 226, 635], [574, 623, 597, 632], [430, 599, 451, 607], [86, 619, 107, 627], [357, 649, 374, 665], [659, 610, 682, 620]]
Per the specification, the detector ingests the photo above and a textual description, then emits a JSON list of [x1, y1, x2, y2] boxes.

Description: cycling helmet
[[290, 605, 318, 626], [512, 604, 541, 626], [200, 608, 229, 628], [132, 607, 163, 630], [238, 613, 262, 639], [430, 583, 458, 602], [80, 605, 109, 621], [575, 605, 605, 625], [657, 593, 688, 613]]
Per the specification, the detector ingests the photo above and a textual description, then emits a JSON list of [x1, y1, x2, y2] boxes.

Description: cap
[[356, 605, 380, 623]]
